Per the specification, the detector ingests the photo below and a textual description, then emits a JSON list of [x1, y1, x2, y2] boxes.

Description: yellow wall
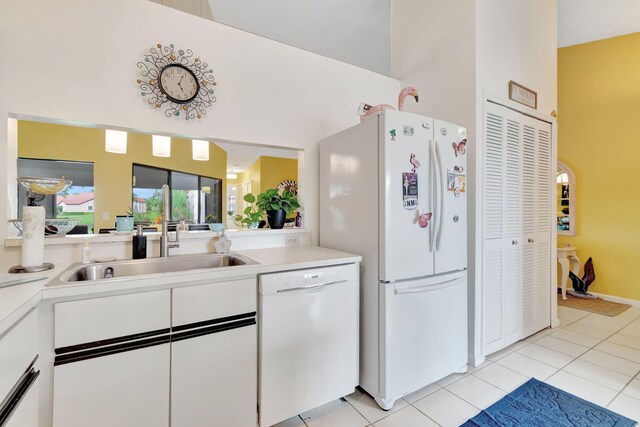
[[248, 158, 261, 195], [259, 156, 298, 192], [227, 156, 297, 196], [558, 32, 640, 300], [18, 121, 227, 231]]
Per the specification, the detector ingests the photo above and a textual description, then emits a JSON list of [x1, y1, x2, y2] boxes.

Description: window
[[18, 158, 95, 231], [132, 165, 168, 225], [132, 164, 222, 224], [201, 177, 222, 223]]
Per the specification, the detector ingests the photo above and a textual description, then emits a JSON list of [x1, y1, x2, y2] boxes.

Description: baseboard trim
[[589, 292, 640, 308]]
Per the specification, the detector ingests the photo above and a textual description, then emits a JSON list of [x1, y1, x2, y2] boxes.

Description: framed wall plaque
[[509, 80, 537, 109]]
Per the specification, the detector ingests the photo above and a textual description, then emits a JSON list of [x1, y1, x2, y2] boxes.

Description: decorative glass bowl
[[18, 177, 72, 195], [10, 218, 80, 236]]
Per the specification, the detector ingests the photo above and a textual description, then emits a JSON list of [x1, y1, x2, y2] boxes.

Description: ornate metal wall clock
[[137, 43, 217, 120]]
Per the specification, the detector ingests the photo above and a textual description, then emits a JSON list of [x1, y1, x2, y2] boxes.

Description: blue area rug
[[461, 378, 636, 427]]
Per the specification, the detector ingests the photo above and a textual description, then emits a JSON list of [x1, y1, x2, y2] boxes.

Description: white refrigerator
[[320, 109, 468, 409]]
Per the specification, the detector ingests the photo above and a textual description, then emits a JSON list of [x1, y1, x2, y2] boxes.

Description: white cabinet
[[52, 345, 170, 427], [0, 310, 39, 427], [4, 377, 39, 427], [0, 310, 38, 401], [171, 325, 256, 427], [51, 280, 258, 427], [171, 279, 257, 427], [54, 290, 171, 349], [481, 101, 553, 355], [52, 290, 171, 427]]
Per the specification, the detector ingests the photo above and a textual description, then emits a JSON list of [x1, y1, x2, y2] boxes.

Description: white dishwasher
[[258, 263, 359, 427]]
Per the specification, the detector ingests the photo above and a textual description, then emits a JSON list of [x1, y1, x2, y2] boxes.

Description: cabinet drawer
[[172, 278, 256, 327], [0, 309, 37, 401], [54, 290, 170, 349]]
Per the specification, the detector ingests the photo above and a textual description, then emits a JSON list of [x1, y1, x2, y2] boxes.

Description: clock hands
[[177, 75, 185, 92]]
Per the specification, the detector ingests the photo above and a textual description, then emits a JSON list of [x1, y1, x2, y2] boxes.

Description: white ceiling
[[213, 141, 299, 173], [558, 0, 640, 47]]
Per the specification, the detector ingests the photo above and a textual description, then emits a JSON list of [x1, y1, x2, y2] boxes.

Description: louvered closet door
[[521, 122, 538, 337], [483, 101, 553, 355], [534, 119, 552, 332], [503, 117, 522, 346], [482, 104, 506, 354], [521, 114, 552, 336], [482, 103, 522, 354]]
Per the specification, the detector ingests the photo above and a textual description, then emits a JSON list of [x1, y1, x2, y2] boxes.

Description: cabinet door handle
[[512, 240, 519, 246]]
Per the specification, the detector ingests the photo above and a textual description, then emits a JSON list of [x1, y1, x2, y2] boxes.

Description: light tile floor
[[273, 304, 640, 427]]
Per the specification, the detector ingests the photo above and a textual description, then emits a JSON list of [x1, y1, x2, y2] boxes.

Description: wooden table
[[557, 246, 580, 300]]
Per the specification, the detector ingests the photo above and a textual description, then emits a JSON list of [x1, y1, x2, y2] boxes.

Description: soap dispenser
[[81, 238, 91, 264], [214, 229, 232, 254], [132, 225, 147, 259]]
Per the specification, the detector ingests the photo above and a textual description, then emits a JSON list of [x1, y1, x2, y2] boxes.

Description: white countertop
[[4, 227, 307, 247], [0, 246, 360, 335]]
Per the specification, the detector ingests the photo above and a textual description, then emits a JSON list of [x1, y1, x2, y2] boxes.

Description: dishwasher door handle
[[277, 279, 348, 293]]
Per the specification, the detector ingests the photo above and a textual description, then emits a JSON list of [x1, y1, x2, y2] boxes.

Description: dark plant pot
[[266, 210, 286, 229]]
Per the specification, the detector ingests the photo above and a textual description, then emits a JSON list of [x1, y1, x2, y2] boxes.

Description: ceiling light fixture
[[192, 139, 209, 161], [152, 135, 171, 157], [105, 130, 127, 154]]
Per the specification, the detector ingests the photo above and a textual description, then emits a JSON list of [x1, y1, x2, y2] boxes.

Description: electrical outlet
[[102, 212, 109, 221], [285, 235, 299, 247]]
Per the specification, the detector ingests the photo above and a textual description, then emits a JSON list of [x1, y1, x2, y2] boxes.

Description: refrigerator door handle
[[428, 140, 436, 252], [394, 277, 460, 294], [434, 141, 444, 251]]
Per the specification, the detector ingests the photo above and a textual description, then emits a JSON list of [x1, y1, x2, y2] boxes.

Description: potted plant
[[233, 193, 262, 229], [256, 188, 300, 229]]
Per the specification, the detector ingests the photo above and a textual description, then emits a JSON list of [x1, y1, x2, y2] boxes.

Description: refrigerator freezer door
[[381, 110, 435, 282], [380, 272, 468, 403], [433, 119, 468, 274]]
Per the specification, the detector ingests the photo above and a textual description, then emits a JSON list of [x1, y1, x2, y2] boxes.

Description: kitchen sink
[[48, 253, 258, 286]]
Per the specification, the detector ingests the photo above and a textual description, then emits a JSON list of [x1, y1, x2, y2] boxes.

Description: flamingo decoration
[[358, 87, 419, 123], [410, 153, 421, 172]]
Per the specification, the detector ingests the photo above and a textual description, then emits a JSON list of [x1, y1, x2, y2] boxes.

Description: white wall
[[391, 0, 476, 130], [0, 0, 400, 271], [210, 0, 392, 75], [474, 0, 557, 364], [476, 0, 558, 115], [392, 0, 557, 365]]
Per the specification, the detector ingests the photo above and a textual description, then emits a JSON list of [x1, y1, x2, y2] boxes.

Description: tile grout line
[[546, 311, 640, 403], [409, 402, 444, 427], [605, 375, 639, 409], [437, 385, 482, 414], [341, 393, 409, 426]]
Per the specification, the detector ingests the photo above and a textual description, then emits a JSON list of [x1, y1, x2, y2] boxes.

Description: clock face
[[159, 65, 199, 103]]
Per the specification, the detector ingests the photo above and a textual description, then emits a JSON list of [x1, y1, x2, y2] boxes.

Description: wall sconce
[[152, 135, 171, 157], [105, 130, 127, 154], [192, 139, 209, 161]]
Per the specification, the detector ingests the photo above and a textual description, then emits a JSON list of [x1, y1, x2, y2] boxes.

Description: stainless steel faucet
[[160, 184, 180, 257]]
